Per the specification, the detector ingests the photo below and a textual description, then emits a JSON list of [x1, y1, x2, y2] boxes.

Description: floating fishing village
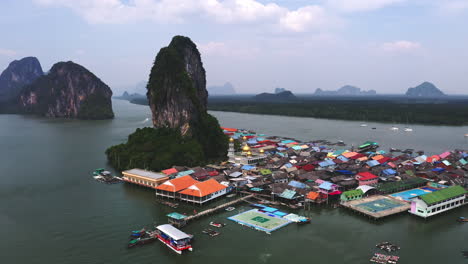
[[94, 126, 468, 262]]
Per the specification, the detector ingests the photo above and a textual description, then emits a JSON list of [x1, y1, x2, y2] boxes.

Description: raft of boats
[[370, 253, 400, 264], [376, 242, 400, 253], [92, 168, 123, 184]]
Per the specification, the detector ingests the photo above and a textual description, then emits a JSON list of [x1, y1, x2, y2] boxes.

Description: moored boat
[[457, 217, 468, 222], [209, 221, 226, 228], [155, 224, 193, 254], [225, 206, 235, 211]]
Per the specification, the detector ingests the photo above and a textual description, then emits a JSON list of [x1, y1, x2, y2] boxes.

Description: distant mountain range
[[254, 90, 296, 101], [314, 85, 377, 96], [405, 82, 445, 97], [208, 82, 236, 95]]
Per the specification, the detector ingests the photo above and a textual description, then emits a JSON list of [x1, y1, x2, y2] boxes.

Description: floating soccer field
[[228, 209, 292, 233], [341, 195, 410, 219], [357, 198, 404, 212]]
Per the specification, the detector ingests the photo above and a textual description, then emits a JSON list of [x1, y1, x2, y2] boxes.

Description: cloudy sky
[[1, 0, 467, 94]]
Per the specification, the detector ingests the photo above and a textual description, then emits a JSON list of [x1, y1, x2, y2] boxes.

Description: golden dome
[[259, 149, 265, 153], [242, 136, 247, 140], [242, 145, 251, 151], [229, 137, 234, 142], [247, 151, 252, 156]]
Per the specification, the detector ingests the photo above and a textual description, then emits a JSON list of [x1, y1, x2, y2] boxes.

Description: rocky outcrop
[[18, 61, 113, 119], [314, 85, 376, 96], [0, 57, 43, 102], [148, 35, 209, 136], [208, 82, 236, 95], [106, 36, 227, 171], [406, 82, 445, 97]]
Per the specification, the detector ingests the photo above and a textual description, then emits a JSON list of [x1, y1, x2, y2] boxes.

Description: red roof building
[[355, 172, 379, 186]]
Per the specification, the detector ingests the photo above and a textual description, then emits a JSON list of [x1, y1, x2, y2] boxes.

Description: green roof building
[[409, 186, 467, 218], [340, 189, 364, 202]]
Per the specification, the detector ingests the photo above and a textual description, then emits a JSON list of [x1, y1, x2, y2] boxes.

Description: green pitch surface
[[228, 209, 291, 232], [356, 198, 404, 213]]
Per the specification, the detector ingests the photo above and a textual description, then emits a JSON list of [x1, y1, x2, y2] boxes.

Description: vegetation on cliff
[[106, 36, 228, 172]]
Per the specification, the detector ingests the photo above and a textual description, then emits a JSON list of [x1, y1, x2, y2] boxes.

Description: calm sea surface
[[1, 99, 468, 264]]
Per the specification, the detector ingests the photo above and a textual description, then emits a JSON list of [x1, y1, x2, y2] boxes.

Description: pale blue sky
[[0, 0, 467, 94]]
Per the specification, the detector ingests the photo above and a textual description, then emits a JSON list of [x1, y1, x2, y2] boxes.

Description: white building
[[409, 186, 467, 218]]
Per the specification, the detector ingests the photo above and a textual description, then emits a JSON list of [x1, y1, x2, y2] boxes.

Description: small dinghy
[[457, 217, 468, 222], [225, 207, 235, 211], [209, 222, 226, 228]]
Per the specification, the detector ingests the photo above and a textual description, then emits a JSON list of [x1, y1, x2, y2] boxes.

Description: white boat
[[404, 127, 413, 132], [390, 126, 399, 131], [465, 134, 468, 137], [360, 123, 368, 127], [155, 224, 193, 254]]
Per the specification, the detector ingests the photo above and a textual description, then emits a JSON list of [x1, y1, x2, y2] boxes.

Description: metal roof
[[418, 186, 467, 205], [122, 169, 168, 180], [156, 224, 191, 240]]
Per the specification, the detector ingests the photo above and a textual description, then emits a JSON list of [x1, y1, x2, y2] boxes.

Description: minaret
[[228, 137, 235, 162]]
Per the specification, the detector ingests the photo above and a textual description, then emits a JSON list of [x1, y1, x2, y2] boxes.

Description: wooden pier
[[169, 194, 254, 227]]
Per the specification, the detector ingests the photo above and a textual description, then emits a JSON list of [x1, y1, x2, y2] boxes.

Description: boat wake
[[141, 118, 150, 124]]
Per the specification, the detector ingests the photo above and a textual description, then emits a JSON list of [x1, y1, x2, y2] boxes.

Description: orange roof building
[[155, 175, 199, 198], [306, 191, 320, 200], [178, 179, 228, 204]]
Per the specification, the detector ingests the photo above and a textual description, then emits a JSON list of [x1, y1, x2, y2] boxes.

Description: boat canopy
[[156, 224, 191, 240]]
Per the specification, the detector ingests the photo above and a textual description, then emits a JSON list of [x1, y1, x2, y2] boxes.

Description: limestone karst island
[[2, 2, 468, 264]]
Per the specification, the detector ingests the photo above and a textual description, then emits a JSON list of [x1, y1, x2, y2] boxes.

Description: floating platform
[[228, 209, 292, 233], [341, 195, 410, 219]]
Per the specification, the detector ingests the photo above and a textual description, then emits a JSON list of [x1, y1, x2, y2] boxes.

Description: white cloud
[[34, 0, 337, 32], [279, 6, 330, 32], [0, 48, 17, 57], [197, 41, 259, 58], [327, 0, 405, 12], [437, 0, 468, 15], [381, 40, 421, 52]]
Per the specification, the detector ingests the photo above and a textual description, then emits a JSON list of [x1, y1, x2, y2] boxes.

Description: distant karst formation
[[106, 36, 228, 171], [0, 57, 43, 103], [0, 57, 114, 119], [254, 90, 296, 101], [208, 82, 236, 95], [314, 85, 377, 96], [405, 82, 445, 97], [274, 87, 287, 94]]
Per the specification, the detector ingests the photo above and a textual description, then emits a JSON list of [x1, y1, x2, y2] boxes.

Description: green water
[[1, 99, 467, 264]]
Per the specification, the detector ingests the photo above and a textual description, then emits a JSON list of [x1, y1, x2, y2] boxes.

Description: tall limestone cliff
[[106, 36, 228, 171], [0, 57, 43, 103], [18, 61, 114, 119], [147, 36, 208, 136]]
